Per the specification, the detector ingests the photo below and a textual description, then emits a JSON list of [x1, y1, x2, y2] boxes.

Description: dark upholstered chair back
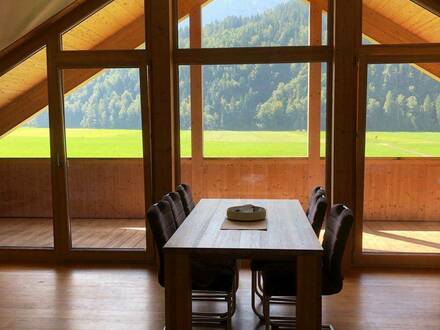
[[322, 204, 354, 292], [147, 200, 177, 287], [308, 192, 328, 237], [163, 192, 186, 227], [176, 183, 196, 216], [306, 186, 325, 216]]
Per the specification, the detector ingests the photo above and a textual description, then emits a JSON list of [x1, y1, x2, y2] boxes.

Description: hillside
[[26, 0, 440, 132]]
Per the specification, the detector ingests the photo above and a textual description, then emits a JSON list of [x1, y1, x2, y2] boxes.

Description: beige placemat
[[221, 218, 267, 231]]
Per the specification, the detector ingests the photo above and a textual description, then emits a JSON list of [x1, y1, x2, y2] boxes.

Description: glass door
[[0, 47, 54, 249], [62, 67, 149, 250], [356, 60, 440, 265]]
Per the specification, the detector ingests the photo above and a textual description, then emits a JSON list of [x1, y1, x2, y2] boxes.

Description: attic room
[[0, 0, 439, 329]]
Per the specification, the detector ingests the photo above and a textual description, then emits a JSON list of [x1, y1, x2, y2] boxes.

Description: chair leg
[[251, 270, 265, 320], [263, 295, 270, 330], [226, 292, 233, 330], [231, 283, 237, 316], [256, 271, 264, 299]]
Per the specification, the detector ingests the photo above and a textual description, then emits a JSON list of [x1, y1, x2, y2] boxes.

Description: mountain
[[27, 0, 440, 132]]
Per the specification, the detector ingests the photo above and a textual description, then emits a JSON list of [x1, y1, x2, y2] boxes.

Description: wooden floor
[[1, 218, 439, 253], [0, 218, 146, 249], [0, 264, 438, 329]]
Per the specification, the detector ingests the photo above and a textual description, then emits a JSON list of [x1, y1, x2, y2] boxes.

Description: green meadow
[[1, 128, 440, 158]]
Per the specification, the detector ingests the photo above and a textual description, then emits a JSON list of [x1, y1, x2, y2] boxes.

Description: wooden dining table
[[163, 198, 323, 330]]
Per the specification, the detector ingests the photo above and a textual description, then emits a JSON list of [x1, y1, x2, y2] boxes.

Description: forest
[[27, 0, 440, 132]]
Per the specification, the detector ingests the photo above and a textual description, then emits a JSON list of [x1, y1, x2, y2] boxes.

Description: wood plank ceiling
[[0, 0, 439, 136]]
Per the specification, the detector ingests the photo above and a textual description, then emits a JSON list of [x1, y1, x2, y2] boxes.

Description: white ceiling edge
[[0, 0, 76, 51]]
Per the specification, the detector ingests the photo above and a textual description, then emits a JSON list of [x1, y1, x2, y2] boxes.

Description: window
[[178, 63, 327, 158], [179, 65, 191, 157], [205, 63, 309, 157], [63, 68, 144, 158], [365, 63, 440, 157], [362, 62, 440, 254], [0, 47, 54, 248], [177, 0, 328, 48], [63, 68, 147, 250]]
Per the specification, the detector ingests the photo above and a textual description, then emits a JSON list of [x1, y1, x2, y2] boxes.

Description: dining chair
[[260, 204, 354, 329], [162, 192, 186, 227], [147, 200, 237, 329], [176, 183, 196, 216], [308, 190, 328, 237], [305, 185, 326, 216], [250, 188, 328, 319]]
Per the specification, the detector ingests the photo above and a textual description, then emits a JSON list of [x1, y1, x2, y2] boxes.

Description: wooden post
[[47, 35, 71, 258], [189, 6, 203, 201], [332, 0, 362, 269], [308, 1, 323, 194], [149, 0, 176, 200]]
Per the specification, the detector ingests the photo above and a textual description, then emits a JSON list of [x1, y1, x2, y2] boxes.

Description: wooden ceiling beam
[[315, 1, 440, 80], [412, 0, 440, 17], [178, 0, 213, 19], [363, 6, 440, 81]]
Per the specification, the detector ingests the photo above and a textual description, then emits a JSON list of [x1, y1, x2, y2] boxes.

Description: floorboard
[[0, 265, 438, 329]]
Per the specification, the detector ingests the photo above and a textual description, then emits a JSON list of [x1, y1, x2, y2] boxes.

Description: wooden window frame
[[353, 44, 440, 269], [173, 0, 334, 202], [1, 0, 438, 268], [0, 0, 156, 262]]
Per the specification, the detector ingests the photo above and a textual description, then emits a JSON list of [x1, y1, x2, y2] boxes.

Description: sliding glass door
[[62, 68, 148, 250]]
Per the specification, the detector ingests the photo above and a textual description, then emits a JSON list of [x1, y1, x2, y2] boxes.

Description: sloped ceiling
[[0, 0, 75, 51]]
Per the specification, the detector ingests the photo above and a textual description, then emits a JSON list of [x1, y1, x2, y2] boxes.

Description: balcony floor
[[362, 221, 440, 254], [0, 218, 146, 249], [0, 218, 439, 253]]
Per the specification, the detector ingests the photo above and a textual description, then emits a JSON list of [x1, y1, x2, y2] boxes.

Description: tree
[[435, 95, 440, 128], [421, 95, 435, 131]]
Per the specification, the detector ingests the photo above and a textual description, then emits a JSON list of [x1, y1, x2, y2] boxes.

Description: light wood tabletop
[[165, 198, 323, 257], [164, 198, 323, 330]]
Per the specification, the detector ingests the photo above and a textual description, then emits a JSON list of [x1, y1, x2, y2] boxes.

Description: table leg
[[164, 251, 192, 330], [297, 254, 322, 330]]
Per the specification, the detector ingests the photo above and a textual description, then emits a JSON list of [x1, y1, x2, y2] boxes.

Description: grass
[[1, 128, 440, 158]]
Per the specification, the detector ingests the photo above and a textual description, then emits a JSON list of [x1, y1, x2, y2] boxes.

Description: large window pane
[[178, 62, 328, 208], [179, 66, 191, 158], [178, 0, 328, 48], [365, 63, 440, 157], [63, 68, 146, 250], [362, 62, 440, 254], [202, 63, 310, 157], [0, 47, 54, 248], [63, 68, 143, 158]]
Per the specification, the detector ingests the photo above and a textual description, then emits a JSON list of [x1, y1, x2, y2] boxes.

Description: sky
[[201, 0, 294, 25]]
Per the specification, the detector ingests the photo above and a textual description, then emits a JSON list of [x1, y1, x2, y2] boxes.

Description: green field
[[1, 128, 440, 158]]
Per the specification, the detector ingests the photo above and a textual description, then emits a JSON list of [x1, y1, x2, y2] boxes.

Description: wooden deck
[[0, 265, 438, 329], [0, 218, 146, 249], [363, 221, 440, 254], [0, 218, 439, 253]]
